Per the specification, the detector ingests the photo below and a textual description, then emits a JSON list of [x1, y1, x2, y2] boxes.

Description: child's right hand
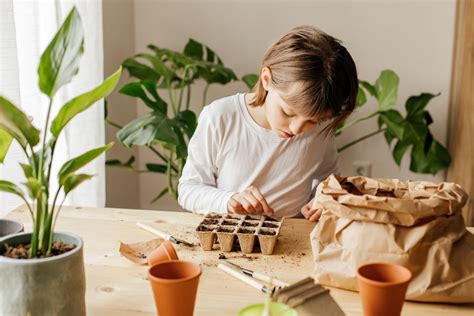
[[227, 186, 274, 216]]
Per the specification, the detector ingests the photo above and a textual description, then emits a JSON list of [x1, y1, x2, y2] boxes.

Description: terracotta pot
[[147, 240, 179, 266], [357, 263, 412, 316], [148, 260, 201, 316]]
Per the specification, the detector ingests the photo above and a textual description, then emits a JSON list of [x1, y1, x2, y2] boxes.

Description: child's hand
[[228, 186, 274, 216], [301, 198, 322, 222]]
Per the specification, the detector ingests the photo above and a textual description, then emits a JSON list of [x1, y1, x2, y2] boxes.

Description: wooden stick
[[217, 263, 273, 294]]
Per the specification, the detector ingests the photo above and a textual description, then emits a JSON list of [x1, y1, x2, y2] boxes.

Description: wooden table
[[7, 205, 474, 315]]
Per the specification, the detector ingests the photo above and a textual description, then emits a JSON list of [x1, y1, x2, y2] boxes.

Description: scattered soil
[[202, 219, 219, 225], [238, 228, 255, 234], [222, 220, 238, 226], [242, 221, 258, 227], [218, 253, 227, 259], [259, 230, 276, 236], [2, 241, 76, 259], [262, 222, 279, 228]]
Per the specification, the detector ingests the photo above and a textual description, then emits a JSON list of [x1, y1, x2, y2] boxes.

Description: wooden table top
[[7, 205, 474, 315]]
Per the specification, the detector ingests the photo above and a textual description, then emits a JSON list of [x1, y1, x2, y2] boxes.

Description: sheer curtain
[[0, 0, 106, 217]]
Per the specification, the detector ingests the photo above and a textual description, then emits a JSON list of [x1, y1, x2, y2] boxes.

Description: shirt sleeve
[[177, 106, 237, 214], [309, 136, 339, 199]]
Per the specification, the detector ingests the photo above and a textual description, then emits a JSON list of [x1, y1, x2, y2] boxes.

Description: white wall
[[104, 0, 456, 211]]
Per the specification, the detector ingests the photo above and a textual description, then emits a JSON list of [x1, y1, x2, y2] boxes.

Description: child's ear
[[260, 67, 272, 91]]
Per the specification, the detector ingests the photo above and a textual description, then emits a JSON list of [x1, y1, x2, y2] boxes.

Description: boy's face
[[260, 67, 327, 138]]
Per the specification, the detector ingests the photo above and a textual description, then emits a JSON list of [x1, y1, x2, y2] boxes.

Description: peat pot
[[0, 232, 86, 315]]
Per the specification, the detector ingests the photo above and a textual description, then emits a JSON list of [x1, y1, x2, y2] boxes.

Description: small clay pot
[[148, 260, 201, 316], [357, 263, 412, 316], [147, 240, 178, 267]]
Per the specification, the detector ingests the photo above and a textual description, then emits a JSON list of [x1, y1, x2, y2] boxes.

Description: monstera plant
[[106, 39, 255, 202], [0, 7, 122, 315], [337, 70, 450, 174]]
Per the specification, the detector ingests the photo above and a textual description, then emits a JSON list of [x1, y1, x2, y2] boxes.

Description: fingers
[[227, 186, 274, 215], [301, 199, 323, 222], [308, 209, 323, 222], [247, 186, 274, 215]]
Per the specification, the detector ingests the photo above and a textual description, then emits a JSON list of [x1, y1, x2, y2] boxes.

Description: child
[[178, 26, 358, 221]]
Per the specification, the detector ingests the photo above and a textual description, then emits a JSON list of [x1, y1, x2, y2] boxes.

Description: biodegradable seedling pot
[[148, 260, 202, 316], [147, 240, 179, 266], [357, 263, 412, 316], [0, 219, 24, 238], [0, 232, 86, 315], [196, 225, 217, 251]]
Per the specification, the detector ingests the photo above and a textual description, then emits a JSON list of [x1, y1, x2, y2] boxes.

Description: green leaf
[[384, 130, 394, 145], [38, 7, 84, 98], [359, 80, 377, 98], [374, 70, 399, 112], [356, 86, 367, 107], [0, 128, 13, 163], [119, 81, 167, 113], [136, 54, 177, 85], [241, 74, 259, 91], [409, 140, 451, 174], [122, 58, 161, 82], [146, 163, 167, 173], [58, 142, 113, 185], [0, 180, 25, 199], [174, 110, 197, 138], [19, 163, 34, 178], [379, 110, 404, 139], [63, 173, 94, 194], [0, 96, 40, 148], [392, 140, 411, 166], [184, 39, 203, 60], [106, 156, 135, 169], [24, 177, 42, 200], [51, 67, 122, 137], [405, 93, 439, 118], [151, 187, 168, 203]]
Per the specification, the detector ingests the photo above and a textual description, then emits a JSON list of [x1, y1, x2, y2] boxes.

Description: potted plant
[[105, 39, 255, 202], [0, 7, 122, 315]]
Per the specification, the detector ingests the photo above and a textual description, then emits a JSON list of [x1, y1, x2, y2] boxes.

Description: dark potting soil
[[202, 219, 219, 225], [2, 241, 76, 259], [262, 222, 279, 228], [259, 230, 276, 236]]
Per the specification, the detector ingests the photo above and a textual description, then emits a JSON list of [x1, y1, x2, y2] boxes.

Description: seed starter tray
[[195, 213, 283, 255]]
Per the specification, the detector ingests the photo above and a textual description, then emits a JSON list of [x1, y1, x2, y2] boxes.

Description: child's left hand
[[301, 198, 322, 222]]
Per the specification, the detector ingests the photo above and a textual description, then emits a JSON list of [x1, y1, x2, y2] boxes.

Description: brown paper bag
[[310, 174, 474, 303]]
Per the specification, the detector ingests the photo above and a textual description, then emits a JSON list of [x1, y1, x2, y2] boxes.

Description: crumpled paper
[[310, 174, 474, 303], [119, 238, 164, 265]]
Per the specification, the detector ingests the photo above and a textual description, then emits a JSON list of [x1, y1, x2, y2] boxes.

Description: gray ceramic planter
[[0, 219, 24, 238], [0, 232, 86, 315]]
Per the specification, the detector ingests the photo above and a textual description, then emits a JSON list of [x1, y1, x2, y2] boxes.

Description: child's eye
[[280, 107, 293, 117]]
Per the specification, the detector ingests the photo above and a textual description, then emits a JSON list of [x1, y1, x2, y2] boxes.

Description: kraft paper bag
[[310, 174, 473, 303]]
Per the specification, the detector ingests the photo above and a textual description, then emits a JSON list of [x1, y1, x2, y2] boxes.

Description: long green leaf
[[58, 143, 113, 185], [24, 177, 42, 200], [63, 173, 94, 194], [0, 96, 40, 148], [241, 74, 259, 91], [0, 128, 13, 163], [375, 70, 399, 112], [0, 180, 25, 199], [51, 67, 122, 137], [38, 7, 84, 98]]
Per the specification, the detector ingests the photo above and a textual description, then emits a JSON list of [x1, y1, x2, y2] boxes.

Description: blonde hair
[[250, 26, 358, 135]]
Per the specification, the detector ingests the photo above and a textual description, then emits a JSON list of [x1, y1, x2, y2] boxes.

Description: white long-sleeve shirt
[[177, 93, 338, 217]]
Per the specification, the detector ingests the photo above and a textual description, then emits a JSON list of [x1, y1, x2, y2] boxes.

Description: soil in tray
[[201, 219, 220, 225], [262, 222, 279, 228], [206, 214, 223, 219], [2, 241, 76, 259], [197, 225, 215, 232], [242, 221, 259, 227], [263, 217, 279, 222], [238, 228, 256, 234], [222, 220, 238, 226], [259, 230, 276, 236], [225, 215, 241, 220], [217, 227, 235, 233]]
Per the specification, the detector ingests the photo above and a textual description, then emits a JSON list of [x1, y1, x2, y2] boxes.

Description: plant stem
[[337, 128, 386, 152], [148, 146, 178, 172], [336, 111, 379, 134], [202, 83, 210, 107], [166, 152, 177, 198], [168, 88, 177, 115], [106, 119, 123, 130], [186, 85, 191, 110], [178, 66, 190, 112]]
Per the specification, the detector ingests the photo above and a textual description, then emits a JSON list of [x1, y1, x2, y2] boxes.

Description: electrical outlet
[[352, 161, 372, 177]]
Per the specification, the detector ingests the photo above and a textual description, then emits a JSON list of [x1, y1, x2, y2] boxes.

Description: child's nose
[[290, 121, 305, 135]]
